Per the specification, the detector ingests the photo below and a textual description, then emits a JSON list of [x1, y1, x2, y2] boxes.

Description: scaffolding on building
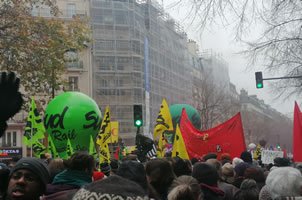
[[90, 0, 193, 145]]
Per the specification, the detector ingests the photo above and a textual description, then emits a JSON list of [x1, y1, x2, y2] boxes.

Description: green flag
[[89, 135, 97, 158], [66, 138, 74, 158], [47, 136, 59, 158], [23, 97, 45, 147], [32, 141, 46, 158]]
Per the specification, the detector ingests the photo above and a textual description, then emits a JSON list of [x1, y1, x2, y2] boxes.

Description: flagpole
[[30, 127, 33, 157]]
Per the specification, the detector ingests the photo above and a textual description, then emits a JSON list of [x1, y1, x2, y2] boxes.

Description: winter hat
[[221, 163, 234, 183], [221, 153, 232, 161], [203, 153, 217, 161], [240, 151, 252, 163], [116, 160, 148, 190], [192, 162, 219, 186], [10, 157, 50, 190], [234, 162, 250, 177], [93, 171, 104, 181], [72, 175, 149, 200]]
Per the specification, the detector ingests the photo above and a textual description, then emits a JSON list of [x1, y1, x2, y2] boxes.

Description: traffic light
[[255, 72, 263, 88], [133, 105, 143, 127]]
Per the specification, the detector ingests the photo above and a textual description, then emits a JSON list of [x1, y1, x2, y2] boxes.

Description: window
[[32, 6, 40, 16], [2, 132, 6, 146], [67, 3, 76, 18], [13, 131, 17, 146], [69, 77, 79, 91], [7, 132, 11, 147]]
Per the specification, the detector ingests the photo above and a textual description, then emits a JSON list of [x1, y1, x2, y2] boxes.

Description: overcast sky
[[163, 1, 296, 117]]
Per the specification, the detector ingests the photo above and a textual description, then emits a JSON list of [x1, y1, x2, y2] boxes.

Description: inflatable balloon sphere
[[165, 104, 201, 145], [44, 92, 102, 158]]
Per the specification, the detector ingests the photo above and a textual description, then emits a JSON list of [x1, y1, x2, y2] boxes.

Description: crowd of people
[[0, 151, 302, 200]]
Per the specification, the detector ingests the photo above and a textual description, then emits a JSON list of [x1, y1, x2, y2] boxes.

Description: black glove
[[0, 72, 23, 137]]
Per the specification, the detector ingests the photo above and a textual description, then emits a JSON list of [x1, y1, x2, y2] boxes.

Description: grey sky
[[163, 1, 296, 117]]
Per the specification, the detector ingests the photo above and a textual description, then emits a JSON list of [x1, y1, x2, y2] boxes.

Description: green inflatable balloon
[[44, 92, 102, 158], [169, 104, 201, 130]]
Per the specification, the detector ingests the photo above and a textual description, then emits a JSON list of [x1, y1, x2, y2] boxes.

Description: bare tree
[[170, 0, 302, 99], [196, 77, 240, 130]]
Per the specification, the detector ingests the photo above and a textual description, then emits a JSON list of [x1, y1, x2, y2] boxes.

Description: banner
[[32, 141, 46, 158], [261, 150, 284, 164], [172, 124, 189, 159], [293, 102, 302, 162], [180, 109, 246, 159], [89, 135, 97, 158], [23, 97, 45, 147], [97, 106, 111, 164]]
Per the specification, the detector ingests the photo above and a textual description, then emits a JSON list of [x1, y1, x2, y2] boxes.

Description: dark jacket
[[42, 184, 78, 200], [218, 181, 238, 200], [200, 183, 224, 200]]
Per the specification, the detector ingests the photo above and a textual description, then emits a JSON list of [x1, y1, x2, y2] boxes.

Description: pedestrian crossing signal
[[133, 105, 143, 127]]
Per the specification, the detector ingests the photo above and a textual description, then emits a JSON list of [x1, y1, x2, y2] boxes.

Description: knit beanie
[[203, 153, 217, 161], [72, 175, 149, 200], [10, 157, 50, 190], [221, 163, 234, 183]]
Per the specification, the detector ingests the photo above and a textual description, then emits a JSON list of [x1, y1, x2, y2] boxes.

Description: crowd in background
[[0, 151, 302, 200]]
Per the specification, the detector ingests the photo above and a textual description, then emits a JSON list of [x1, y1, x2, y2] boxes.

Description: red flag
[[179, 109, 246, 160], [114, 147, 120, 160], [293, 102, 302, 162]]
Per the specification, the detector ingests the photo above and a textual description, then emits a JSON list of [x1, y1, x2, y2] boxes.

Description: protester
[[47, 158, 65, 183], [203, 153, 218, 161], [206, 159, 238, 200], [221, 163, 235, 184], [72, 175, 149, 200], [221, 153, 232, 166], [42, 152, 95, 200], [233, 162, 250, 188], [233, 179, 259, 200], [232, 157, 244, 169], [240, 151, 253, 165], [265, 167, 302, 199], [2, 157, 50, 200], [244, 167, 266, 190], [110, 159, 119, 175], [192, 162, 224, 200], [172, 157, 192, 177], [168, 175, 203, 200], [145, 158, 176, 200], [99, 162, 111, 177]]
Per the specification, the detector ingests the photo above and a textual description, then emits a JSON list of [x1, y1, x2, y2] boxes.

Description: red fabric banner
[[179, 109, 246, 160], [293, 102, 302, 162]]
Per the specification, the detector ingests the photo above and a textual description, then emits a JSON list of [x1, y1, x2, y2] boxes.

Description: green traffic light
[[135, 120, 142, 127], [257, 83, 263, 88]]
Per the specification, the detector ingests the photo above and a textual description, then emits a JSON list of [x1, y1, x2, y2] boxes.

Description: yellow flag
[[172, 124, 189, 159], [253, 145, 261, 159], [157, 133, 166, 158], [153, 99, 173, 140], [108, 121, 118, 143], [97, 106, 111, 164], [96, 106, 112, 146]]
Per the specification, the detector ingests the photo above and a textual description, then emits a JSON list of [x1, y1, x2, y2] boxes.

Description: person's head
[[234, 179, 259, 200], [110, 159, 119, 175], [240, 151, 252, 163], [191, 157, 198, 165], [6, 157, 50, 200], [47, 158, 65, 182], [168, 175, 203, 200], [234, 162, 250, 177], [172, 157, 192, 177], [63, 152, 95, 176], [192, 162, 219, 186], [221, 153, 232, 162], [244, 167, 265, 183], [273, 157, 290, 167], [116, 160, 148, 190], [0, 163, 10, 194], [221, 163, 234, 183], [232, 157, 244, 168], [266, 167, 302, 199], [145, 158, 176, 185], [99, 162, 111, 177], [72, 175, 149, 200]]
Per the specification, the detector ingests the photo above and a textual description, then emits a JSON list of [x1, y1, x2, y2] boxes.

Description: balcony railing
[[35, 8, 88, 19], [65, 61, 83, 69]]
